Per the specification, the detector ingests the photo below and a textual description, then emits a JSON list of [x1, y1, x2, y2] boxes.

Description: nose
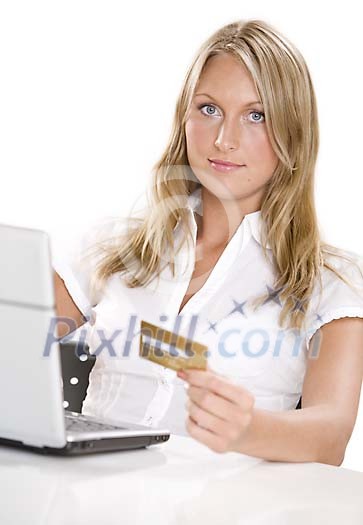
[[214, 116, 240, 151]]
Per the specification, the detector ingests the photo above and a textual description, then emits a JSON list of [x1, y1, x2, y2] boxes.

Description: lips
[[208, 159, 245, 173], [208, 158, 244, 167]]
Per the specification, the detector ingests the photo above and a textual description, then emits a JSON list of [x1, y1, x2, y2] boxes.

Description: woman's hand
[[177, 367, 255, 453]]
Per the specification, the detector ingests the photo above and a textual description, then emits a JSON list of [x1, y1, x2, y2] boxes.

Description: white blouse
[[52, 187, 363, 435]]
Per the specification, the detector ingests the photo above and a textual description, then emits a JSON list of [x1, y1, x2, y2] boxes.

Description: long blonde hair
[[83, 18, 363, 334]]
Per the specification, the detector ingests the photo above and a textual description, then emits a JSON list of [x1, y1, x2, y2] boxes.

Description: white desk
[[0, 435, 362, 524]]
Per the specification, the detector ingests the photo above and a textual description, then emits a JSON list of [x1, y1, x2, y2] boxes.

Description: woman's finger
[[187, 384, 245, 423], [181, 368, 254, 411]]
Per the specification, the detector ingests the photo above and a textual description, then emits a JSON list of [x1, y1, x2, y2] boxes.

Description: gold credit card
[[139, 320, 208, 371]]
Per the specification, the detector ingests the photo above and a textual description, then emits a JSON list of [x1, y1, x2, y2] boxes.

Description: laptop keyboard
[[65, 412, 127, 433]]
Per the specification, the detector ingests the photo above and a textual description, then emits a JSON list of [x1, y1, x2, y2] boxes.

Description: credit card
[[139, 319, 208, 371]]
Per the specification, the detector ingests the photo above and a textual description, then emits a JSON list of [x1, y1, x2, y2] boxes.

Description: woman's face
[[185, 53, 278, 205]]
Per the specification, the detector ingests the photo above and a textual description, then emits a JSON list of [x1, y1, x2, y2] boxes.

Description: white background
[[0, 1, 362, 470]]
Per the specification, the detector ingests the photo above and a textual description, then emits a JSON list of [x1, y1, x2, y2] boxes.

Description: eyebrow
[[194, 92, 263, 107]]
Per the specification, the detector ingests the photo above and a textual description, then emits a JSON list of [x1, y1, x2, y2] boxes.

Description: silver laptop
[[0, 222, 170, 455]]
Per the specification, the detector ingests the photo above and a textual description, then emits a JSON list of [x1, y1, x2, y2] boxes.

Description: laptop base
[[0, 434, 170, 456]]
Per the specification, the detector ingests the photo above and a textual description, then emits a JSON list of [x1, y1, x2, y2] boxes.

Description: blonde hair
[[83, 18, 363, 334]]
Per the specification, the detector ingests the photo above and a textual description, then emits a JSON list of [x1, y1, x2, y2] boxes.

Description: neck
[[196, 186, 261, 250]]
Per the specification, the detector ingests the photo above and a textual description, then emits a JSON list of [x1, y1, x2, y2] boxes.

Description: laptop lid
[[0, 223, 67, 448]]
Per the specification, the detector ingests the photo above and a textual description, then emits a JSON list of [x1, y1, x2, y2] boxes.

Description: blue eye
[[249, 111, 265, 123], [198, 104, 219, 117]]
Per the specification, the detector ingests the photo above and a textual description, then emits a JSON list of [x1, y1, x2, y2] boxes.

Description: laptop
[[0, 222, 170, 455]]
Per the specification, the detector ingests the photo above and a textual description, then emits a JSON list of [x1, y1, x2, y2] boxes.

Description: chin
[[199, 178, 246, 202]]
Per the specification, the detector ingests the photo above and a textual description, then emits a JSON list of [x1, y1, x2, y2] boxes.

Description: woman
[[53, 19, 363, 465]]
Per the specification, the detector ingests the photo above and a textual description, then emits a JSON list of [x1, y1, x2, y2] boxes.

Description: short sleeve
[[52, 216, 127, 319], [304, 249, 363, 351]]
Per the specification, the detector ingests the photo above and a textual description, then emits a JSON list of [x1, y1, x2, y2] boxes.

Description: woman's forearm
[[232, 404, 347, 466]]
